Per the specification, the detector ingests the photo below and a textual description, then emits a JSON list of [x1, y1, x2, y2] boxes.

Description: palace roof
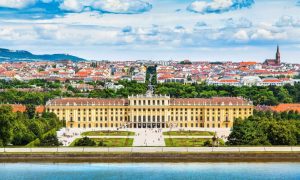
[[46, 97, 252, 106], [46, 98, 128, 106], [170, 97, 251, 106]]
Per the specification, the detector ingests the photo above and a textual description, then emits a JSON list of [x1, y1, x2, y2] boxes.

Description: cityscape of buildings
[[0, 47, 299, 88], [0, 45, 300, 148]]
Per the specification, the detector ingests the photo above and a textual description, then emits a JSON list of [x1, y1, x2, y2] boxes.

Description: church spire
[[276, 45, 281, 65]]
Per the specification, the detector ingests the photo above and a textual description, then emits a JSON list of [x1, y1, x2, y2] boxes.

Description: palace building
[[46, 94, 254, 129]]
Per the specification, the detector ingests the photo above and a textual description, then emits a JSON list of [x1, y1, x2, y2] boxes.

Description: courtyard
[[58, 128, 230, 147]]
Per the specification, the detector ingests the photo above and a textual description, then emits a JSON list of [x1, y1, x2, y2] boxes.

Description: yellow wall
[[46, 97, 253, 129]]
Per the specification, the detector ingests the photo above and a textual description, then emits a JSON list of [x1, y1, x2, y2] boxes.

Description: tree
[[0, 106, 15, 146], [203, 139, 212, 147], [98, 139, 106, 146], [227, 111, 300, 146], [74, 137, 96, 146], [28, 121, 44, 138], [25, 104, 36, 119], [11, 123, 35, 146], [39, 134, 61, 146], [267, 122, 297, 145]]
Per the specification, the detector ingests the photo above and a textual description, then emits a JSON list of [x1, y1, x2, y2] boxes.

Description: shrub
[[39, 134, 61, 146], [74, 137, 96, 146]]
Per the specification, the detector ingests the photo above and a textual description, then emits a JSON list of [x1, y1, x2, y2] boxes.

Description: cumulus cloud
[[225, 17, 252, 28], [187, 0, 255, 14], [275, 16, 300, 28], [59, 0, 85, 12], [195, 21, 207, 27], [233, 29, 249, 41], [0, 0, 36, 9], [0, 0, 152, 15], [250, 29, 287, 40], [92, 0, 152, 14], [59, 0, 153, 14], [1, 21, 299, 51]]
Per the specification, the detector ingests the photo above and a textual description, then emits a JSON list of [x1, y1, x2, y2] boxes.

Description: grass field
[[70, 138, 134, 147], [165, 138, 209, 147], [163, 131, 214, 136], [81, 131, 135, 136]]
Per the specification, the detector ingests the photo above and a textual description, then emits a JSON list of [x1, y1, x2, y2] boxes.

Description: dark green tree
[[39, 134, 61, 146], [74, 137, 96, 146]]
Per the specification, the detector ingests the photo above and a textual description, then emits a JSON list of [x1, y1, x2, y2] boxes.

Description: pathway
[[132, 129, 165, 146]]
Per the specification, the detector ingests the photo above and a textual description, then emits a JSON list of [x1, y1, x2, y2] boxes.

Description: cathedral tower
[[276, 45, 281, 65]]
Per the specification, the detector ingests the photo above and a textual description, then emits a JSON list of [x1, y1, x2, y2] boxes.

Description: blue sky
[[0, 0, 300, 63]]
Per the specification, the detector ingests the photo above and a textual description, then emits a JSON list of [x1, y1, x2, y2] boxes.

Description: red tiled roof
[[6, 104, 45, 113], [262, 79, 282, 83], [47, 97, 252, 106], [239, 62, 257, 66], [170, 97, 251, 105], [271, 104, 300, 112], [218, 79, 239, 83], [47, 98, 128, 106]]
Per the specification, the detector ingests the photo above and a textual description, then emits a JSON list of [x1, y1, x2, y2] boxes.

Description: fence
[[1, 146, 300, 153]]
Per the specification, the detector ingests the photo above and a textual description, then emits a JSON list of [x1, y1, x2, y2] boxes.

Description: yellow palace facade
[[46, 95, 253, 129]]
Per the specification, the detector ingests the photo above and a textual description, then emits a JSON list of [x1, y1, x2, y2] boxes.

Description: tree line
[[0, 105, 63, 147], [227, 110, 300, 146], [155, 82, 300, 105], [1, 79, 300, 106]]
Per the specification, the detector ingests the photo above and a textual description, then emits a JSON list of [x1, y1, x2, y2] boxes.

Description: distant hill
[[0, 48, 85, 62]]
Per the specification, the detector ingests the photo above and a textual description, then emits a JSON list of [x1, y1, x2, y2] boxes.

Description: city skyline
[[0, 0, 300, 62]]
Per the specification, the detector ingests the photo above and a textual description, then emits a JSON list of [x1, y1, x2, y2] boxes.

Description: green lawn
[[163, 131, 214, 136], [165, 138, 209, 147], [70, 138, 134, 147], [81, 131, 135, 136]]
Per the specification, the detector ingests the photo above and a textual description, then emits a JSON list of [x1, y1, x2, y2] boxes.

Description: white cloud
[[250, 29, 287, 40], [58, 0, 152, 14], [188, 0, 233, 14], [233, 29, 249, 41], [0, 0, 36, 9], [0, 0, 152, 14], [275, 16, 300, 28], [59, 0, 85, 12], [225, 17, 252, 28], [92, 0, 152, 14], [187, 0, 254, 14]]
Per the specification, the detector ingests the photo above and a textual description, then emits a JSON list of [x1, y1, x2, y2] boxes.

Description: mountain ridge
[[0, 48, 85, 62]]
